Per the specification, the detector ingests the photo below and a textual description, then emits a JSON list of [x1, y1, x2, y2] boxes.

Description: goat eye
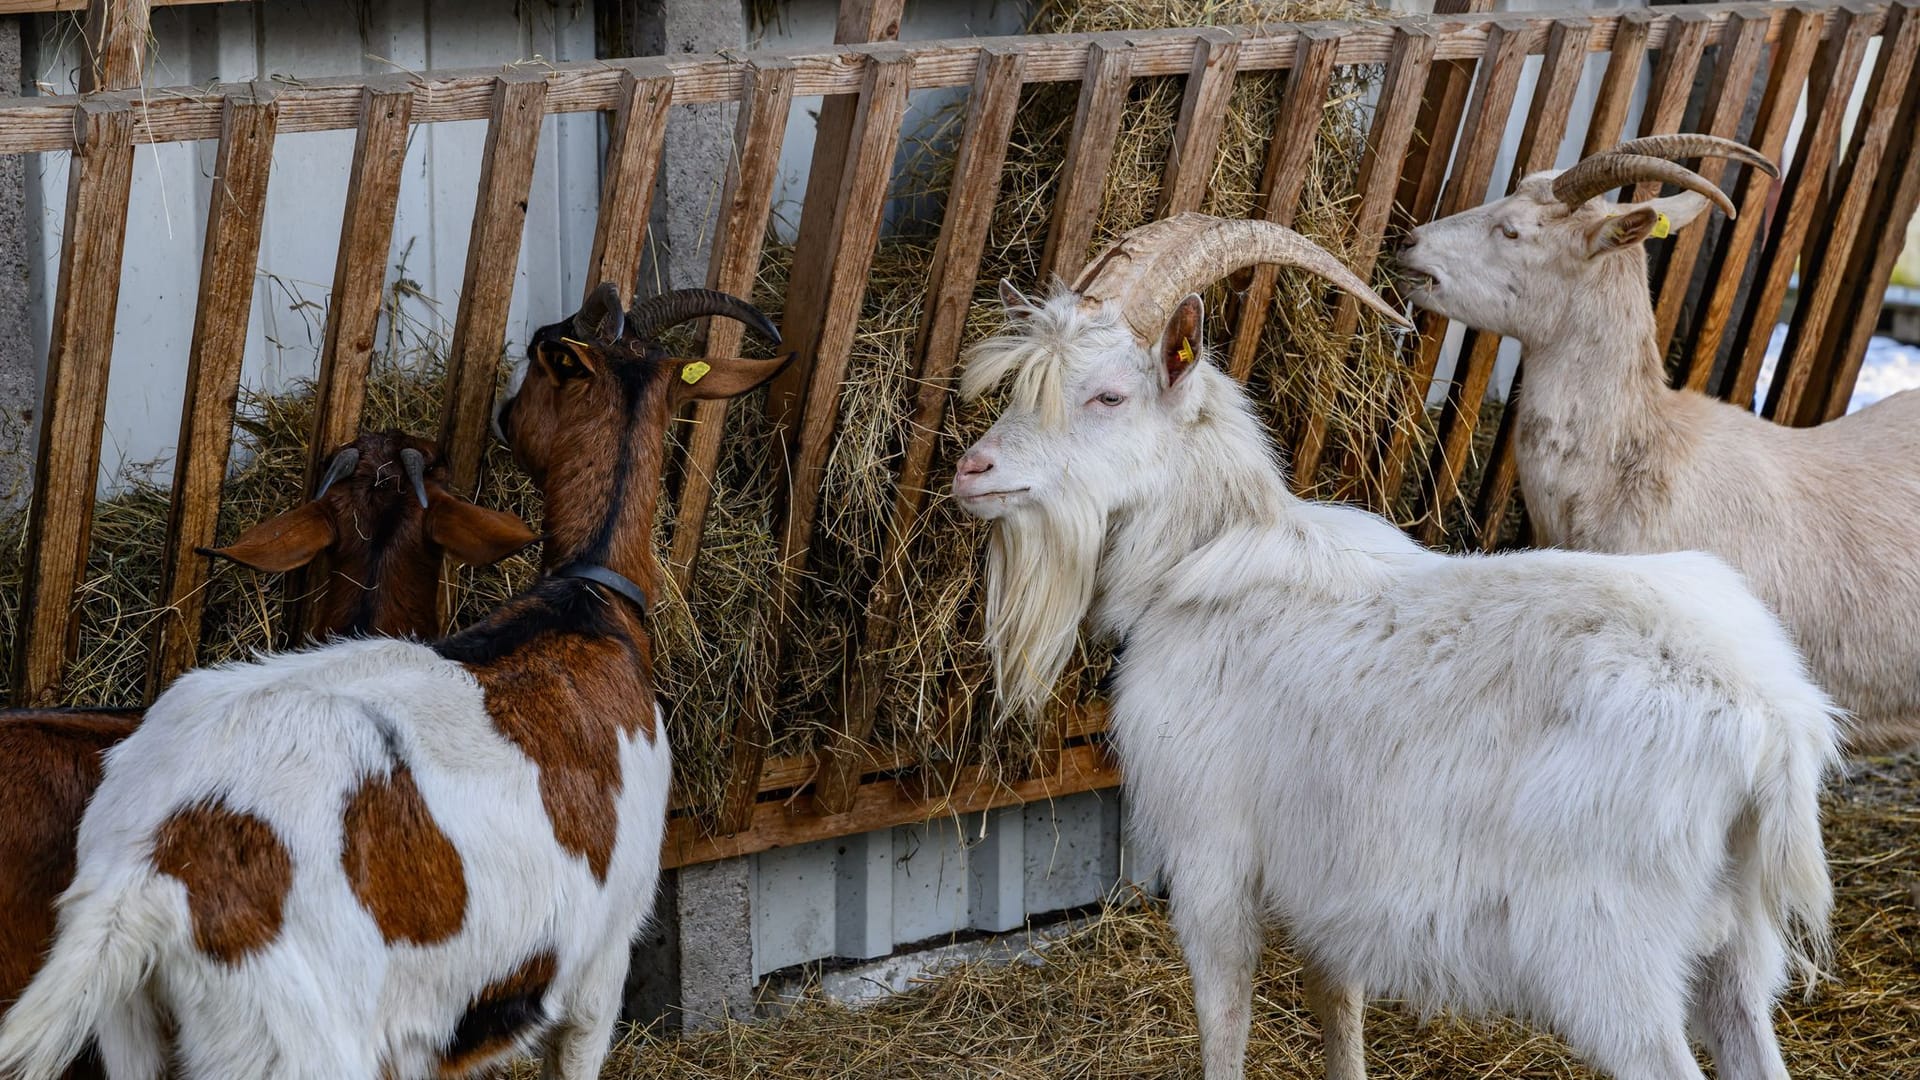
[[1094, 392, 1125, 407], [1499, 223, 1520, 240]]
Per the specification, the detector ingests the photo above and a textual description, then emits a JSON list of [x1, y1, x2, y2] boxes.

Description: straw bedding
[[1, 0, 1424, 821], [531, 752, 1920, 1079]]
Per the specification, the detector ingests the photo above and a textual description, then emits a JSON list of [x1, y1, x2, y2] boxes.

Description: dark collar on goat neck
[[556, 562, 649, 617]]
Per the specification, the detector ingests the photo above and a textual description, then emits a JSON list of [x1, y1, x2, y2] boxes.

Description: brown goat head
[[200, 431, 538, 639]]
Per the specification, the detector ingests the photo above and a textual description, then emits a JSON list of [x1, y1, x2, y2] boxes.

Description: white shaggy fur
[[1400, 174, 1920, 753], [0, 637, 669, 1079], [952, 287, 1841, 1080]]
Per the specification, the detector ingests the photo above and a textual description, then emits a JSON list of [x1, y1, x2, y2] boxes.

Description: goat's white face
[[954, 287, 1202, 523], [1398, 173, 1709, 340]]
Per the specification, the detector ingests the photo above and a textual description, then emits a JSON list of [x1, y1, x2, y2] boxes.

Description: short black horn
[[315, 447, 360, 499], [625, 288, 781, 346]]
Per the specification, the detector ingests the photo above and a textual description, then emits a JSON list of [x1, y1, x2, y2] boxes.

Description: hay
[[1, 0, 1424, 819], [519, 754, 1920, 1079]]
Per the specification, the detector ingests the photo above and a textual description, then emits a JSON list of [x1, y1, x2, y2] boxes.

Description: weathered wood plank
[[1393, 0, 1496, 233], [286, 82, 413, 640], [1810, 0, 1920, 417], [1040, 36, 1136, 281], [2, 0, 230, 12], [666, 59, 796, 595], [1690, 4, 1823, 398], [824, 44, 1027, 815], [440, 73, 549, 497], [1650, 9, 1768, 352], [1157, 28, 1243, 217], [1289, 24, 1435, 492], [1225, 25, 1341, 382], [583, 61, 674, 307], [1777, 0, 1920, 424], [11, 101, 135, 705], [148, 88, 278, 695], [1629, 7, 1715, 203], [80, 0, 147, 92], [1405, 19, 1535, 544], [718, 51, 912, 834], [1746, 6, 1875, 419], [1580, 8, 1654, 157]]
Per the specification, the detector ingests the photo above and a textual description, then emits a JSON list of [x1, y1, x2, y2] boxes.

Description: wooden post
[[80, 0, 147, 93], [1156, 28, 1241, 218], [583, 61, 674, 308], [148, 88, 278, 695], [11, 101, 135, 705], [285, 80, 413, 640], [1039, 36, 1136, 282], [821, 44, 1027, 817]]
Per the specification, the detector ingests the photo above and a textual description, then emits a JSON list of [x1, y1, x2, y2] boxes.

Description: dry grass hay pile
[[518, 755, 1920, 1079]]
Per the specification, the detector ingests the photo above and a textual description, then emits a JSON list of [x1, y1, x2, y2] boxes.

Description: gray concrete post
[[0, 15, 34, 512]]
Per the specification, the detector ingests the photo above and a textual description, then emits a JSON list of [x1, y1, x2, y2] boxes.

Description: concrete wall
[[0, 16, 30, 510]]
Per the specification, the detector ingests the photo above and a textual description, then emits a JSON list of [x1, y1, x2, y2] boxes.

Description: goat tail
[[0, 871, 171, 1080], [1745, 698, 1844, 989]]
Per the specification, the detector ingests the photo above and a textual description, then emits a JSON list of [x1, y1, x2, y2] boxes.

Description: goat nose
[[1399, 231, 1419, 252], [958, 450, 994, 477]]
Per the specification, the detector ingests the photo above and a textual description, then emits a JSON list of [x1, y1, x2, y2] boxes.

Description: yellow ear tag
[[1177, 338, 1195, 366], [1650, 212, 1672, 239], [680, 361, 712, 385]]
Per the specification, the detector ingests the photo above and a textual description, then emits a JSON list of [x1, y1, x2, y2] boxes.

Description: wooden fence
[[3, 0, 1917, 868]]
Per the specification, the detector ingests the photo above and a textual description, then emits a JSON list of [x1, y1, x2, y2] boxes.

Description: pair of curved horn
[[1071, 212, 1411, 347], [1551, 134, 1778, 216], [625, 288, 782, 347]]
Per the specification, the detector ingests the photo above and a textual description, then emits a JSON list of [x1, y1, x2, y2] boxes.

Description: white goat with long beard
[[1399, 133, 1920, 754], [953, 213, 1841, 1080]]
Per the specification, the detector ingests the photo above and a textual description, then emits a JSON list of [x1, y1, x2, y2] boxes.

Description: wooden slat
[[1156, 28, 1242, 217], [10, 101, 135, 705], [2, 0, 232, 12], [1690, 4, 1824, 397], [666, 59, 796, 595], [1472, 8, 1715, 551], [1225, 26, 1341, 382], [1394, 0, 1497, 233], [286, 82, 413, 640], [147, 88, 278, 695], [582, 61, 674, 306], [1650, 10, 1769, 354], [1289, 25, 1436, 492], [717, 51, 912, 834], [1777, 0, 1920, 424], [1745, 6, 1875, 419], [1581, 8, 1654, 157], [666, 742, 1120, 869], [823, 44, 1028, 815], [439, 72, 549, 496], [1039, 36, 1136, 281], [1404, 19, 1535, 545], [764, 0, 906, 445], [1810, 0, 1920, 417], [80, 0, 147, 92]]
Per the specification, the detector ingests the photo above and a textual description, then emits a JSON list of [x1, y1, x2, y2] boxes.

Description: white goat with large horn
[[1399, 133, 1920, 754], [954, 212, 1840, 1080]]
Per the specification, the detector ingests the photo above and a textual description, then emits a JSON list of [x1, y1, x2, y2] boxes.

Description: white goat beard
[[982, 492, 1105, 719]]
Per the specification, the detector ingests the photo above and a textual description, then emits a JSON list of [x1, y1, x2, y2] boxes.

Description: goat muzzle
[[1551, 134, 1775, 215], [1071, 213, 1412, 347]]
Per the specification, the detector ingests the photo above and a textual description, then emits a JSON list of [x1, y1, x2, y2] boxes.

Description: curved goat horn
[[1551, 153, 1738, 217], [1071, 212, 1411, 346], [399, 448, 430, 509], [1608, 134, 1779, 178], [314, 447, 360, 499], [625, 288, 782, 346]]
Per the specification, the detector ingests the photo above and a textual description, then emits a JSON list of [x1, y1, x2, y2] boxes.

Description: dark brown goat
[[0, 432, 535, 1078]]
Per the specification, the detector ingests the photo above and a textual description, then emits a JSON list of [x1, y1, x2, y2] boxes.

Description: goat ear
[[667, 352, 795, 406], [577, 282, 627, 345], [1160, 293, 1204, 387], [1647, 191, 1712, 233], [426, 490, 539, 566], [998, 279, 1032, 316], [197, 501, 336, 573], [533, 339, 599, 382], [1586, 206, 1662, 257]]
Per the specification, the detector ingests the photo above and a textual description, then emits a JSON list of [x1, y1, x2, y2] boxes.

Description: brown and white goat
[[1400, 133, 1920, 753], [0, 286, 788, 1080], [0, 431, 535, 1079]]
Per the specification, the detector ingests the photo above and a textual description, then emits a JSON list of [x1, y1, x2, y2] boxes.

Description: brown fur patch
[[341, 765, 468, 944], [437, 950, 558, 1077], [151, 799, 294, 964], [473, 632, 654, 882], [0, 712, 138, 1010]]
